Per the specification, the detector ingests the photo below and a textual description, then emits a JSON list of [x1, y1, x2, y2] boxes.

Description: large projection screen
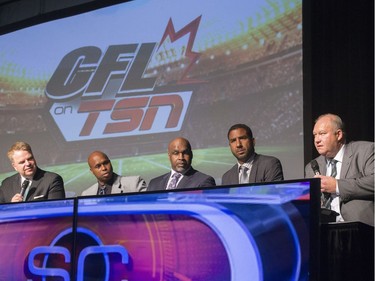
[[0, 0, 303, 196]]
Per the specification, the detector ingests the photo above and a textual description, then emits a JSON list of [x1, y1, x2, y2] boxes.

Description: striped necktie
[[167, 173, 181, 190], [322, 159, 338, 209], [330, 159, 338, 178]]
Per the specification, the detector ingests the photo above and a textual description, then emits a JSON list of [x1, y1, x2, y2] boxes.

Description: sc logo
[[27, 227, 129, 281]]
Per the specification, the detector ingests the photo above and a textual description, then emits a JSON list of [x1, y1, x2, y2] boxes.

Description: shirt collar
[[21, 176, 32, 183], [237, 154, 255, 169], [326, 144, 345, 164]]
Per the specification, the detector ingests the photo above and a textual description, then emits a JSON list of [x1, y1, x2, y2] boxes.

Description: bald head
[[88, 151, 108, 165], [168, 137, 192, 152], [315, 113, 346, 139], [87, 151, 113, 185], [168, 137, 193, 173], [313, 114, 346, 158]]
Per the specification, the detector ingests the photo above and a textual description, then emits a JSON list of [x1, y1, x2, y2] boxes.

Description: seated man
[[0, 141, 65, 203], [305, 113, 374, 226], [147, 137, 216, 191], [82, 151, 147, 195], [222, 123, 284, 185]]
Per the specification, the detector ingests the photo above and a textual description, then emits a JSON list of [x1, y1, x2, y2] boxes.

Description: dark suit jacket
[[0, 168, 65, 203], [305, 141, 374, 226], [221, 153, 284, 185], [147, 167, 216, 191]]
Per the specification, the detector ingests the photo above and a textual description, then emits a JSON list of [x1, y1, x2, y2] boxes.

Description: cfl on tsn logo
[[27, 227, 129, 281], [45, 42, 193, 141]]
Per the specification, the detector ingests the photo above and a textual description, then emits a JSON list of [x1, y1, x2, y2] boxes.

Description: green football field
[[0, 145, 304, 197]]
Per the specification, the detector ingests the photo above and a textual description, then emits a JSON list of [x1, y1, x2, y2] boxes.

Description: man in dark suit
[[81, 151, 146, 196], [305, 113, 374, 226], [0, 141, 65, 203], [147, 137, 216, 191], [222, 124, 284, 185]]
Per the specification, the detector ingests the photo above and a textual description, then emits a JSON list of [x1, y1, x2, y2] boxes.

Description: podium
[[0, 179, 320, 280], [320, 221, 374, 281]]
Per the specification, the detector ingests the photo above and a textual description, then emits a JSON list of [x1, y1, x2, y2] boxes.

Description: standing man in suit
[[0, 141, 65, 203], [82, 151, 146, 196], [222, 123, 284, 185], [147, 137, 216, 191], [305, 113, 374, 226]]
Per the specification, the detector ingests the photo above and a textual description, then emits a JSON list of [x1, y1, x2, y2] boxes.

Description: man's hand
[[314, 175, 337, 194], [11, 193, 23, 202]]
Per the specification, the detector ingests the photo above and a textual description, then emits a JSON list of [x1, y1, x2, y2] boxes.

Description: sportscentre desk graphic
[[0, 181, 317, 281]]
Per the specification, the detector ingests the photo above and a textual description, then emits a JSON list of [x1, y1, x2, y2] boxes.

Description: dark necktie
[[239, 166, 249, 184], [21, 179, 30, 201], [330, 159, 338, 178], [322, 159, 338, 208], [167, 173, 181, 190], [98, 186, 106, 195]]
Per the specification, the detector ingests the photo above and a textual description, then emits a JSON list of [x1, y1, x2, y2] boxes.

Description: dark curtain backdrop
[[304, 0, 374, 162]]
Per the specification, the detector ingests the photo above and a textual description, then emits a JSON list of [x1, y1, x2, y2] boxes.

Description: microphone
[[20, 179, 30, 197], [310, 159, 320, 175], [310, 160, 331, 208]]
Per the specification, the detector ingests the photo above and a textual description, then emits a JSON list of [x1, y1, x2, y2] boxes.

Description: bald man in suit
[[305, 113, 374, 226], [147, 137, 216, 191], [82, 151, 146, 196]]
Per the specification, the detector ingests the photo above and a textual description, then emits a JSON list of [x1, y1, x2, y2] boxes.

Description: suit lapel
[[12, 174, 22, 195], [178, 169, 195, 188], [27, 178, 41, 200], [229, 165, 239, 184], [26, 168, 43, 200], [162, 173, 171, 189], [248, 154, 259, 182], [317, 156, 327, 175], [340, 143, 352, 178], [178, 176, 189, 188], [111, 174, 122, 194], [177, 168, 195, 188]]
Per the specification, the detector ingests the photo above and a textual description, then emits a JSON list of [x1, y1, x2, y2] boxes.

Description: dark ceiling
[[0, 0, 130, 35]]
